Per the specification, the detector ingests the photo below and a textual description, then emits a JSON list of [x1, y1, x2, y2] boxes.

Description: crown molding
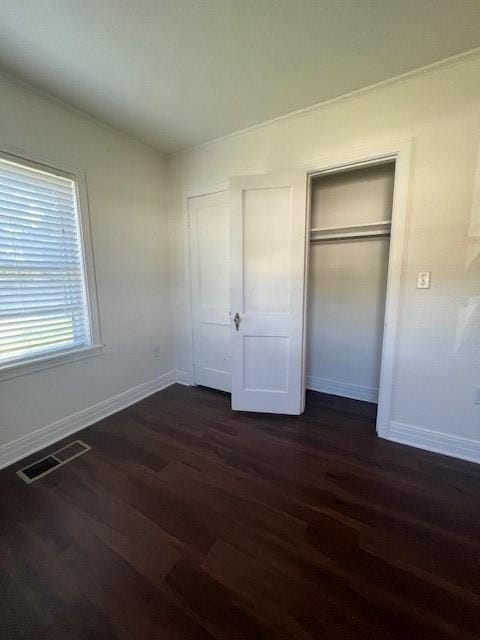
[[170, 46, 480, 158]]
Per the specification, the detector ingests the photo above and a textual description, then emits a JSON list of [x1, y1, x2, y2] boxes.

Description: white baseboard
[[5, 368, 477, 471], [175, 369, 193, 386], [0, 370, 176, 471], [386, 421, 480, 464], [306, 375, 378, 403]]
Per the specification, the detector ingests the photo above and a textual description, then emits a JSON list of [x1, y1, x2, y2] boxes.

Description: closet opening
[[305, 159, 396, 412]]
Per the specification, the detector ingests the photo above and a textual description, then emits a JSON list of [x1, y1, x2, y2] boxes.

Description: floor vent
[[17, 440, 91, 484]]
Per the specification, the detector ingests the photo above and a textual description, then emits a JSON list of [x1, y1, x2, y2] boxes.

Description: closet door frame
[[303, 140, 412, 438], [182, 183, 229, 387]]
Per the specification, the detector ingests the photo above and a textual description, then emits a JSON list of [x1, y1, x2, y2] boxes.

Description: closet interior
[[306, 161, 395, 403]]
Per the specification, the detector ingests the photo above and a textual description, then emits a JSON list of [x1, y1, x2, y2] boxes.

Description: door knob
[[233, 312, 241, 331]]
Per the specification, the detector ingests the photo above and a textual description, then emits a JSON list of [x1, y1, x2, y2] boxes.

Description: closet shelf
[[310, 219, 391, 234], [310, 219, 391, 243], [310, 230, 390, 243]]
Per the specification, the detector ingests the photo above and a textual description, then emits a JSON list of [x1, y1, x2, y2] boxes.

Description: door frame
[[302, 140, 413, 437], [183, 183, 229, 386]]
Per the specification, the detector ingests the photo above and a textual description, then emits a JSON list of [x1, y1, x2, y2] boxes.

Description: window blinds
[[0, 156, 91, 366]]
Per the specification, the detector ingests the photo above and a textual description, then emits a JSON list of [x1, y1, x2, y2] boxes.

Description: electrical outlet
[[417, 271, 430, 289], [153, 346, 161, 358]]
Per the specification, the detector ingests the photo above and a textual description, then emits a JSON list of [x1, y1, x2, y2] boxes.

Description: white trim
[[306, 375, 378, 403], [303, 141, 410, 177], [376, 143, 412, 438], [0, 344, 104, 382], [0, 370, 176, 470], [302, 140, 412, 438], [182, 184, 229, 386], [387, 421, 480, 465], [175, 369, 193, 386], [469, 136, 480, 238], [184, 182, 229, 200], [75, 166, 102, 348], [171, 47, 480, 158]]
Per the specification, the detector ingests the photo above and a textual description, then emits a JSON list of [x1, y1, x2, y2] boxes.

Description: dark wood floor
[[1, 385, 480, 639]]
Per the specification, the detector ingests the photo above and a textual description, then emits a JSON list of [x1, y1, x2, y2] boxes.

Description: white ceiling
[[1, 1, 479, 153]]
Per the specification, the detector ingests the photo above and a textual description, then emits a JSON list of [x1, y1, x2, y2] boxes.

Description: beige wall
[[168, 55, 480, 451], [0, 74, 173, 454]]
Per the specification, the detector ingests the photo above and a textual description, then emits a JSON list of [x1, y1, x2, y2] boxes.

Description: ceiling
[[1, 1, 479, 154]]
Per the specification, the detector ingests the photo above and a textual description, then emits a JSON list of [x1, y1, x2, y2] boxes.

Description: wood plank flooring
[[1, 384, 480, 639]]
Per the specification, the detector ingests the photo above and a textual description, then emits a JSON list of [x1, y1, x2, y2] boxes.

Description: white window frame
[[0, 145, 103, 381]]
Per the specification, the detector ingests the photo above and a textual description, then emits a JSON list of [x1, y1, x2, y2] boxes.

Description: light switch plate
[[417, 271, 430, 289]]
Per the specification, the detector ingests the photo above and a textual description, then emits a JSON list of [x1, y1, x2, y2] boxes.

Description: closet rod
[[310, 230, 391, 243]]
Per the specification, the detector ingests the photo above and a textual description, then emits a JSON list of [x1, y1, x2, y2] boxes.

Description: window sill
[[0, 344, 104, 382]]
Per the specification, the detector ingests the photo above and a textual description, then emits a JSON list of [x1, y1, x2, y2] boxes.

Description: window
[[0, 151, 101, 378]]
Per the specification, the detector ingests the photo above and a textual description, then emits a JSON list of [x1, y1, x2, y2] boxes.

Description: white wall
[[167, 54, 480, 458], [0, 73, 173, 460], [307, 164, 394, 401]]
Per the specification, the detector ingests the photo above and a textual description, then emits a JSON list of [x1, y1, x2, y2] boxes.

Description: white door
[[189, 190, 231, 391], [230, 172, 308, 414]]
